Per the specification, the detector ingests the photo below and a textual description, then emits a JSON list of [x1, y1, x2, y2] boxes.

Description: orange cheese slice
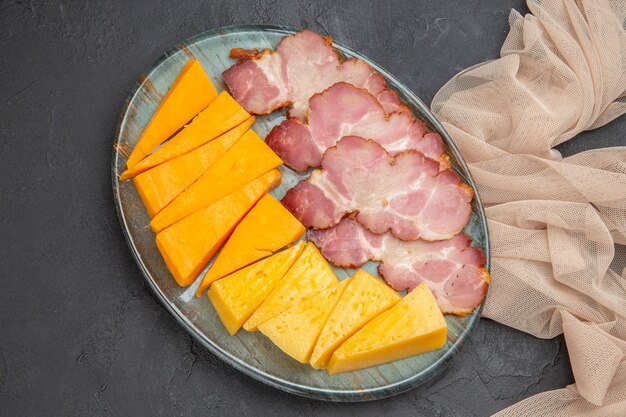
[[328, 283, 447, 375], [125, 59, 217, 169], [150, 129, 283, 233], [310, 270, 400, 369], [133, 118, 253, 217], [121, 91, 251, 179], [155, 170, 281, 287], [244, 242, 338, 331], [259, 279, 350, 363], [208, 242, 306, 335], [196, 195, 305, 295]]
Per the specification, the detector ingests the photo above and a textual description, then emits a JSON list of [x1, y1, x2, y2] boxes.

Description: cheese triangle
[[310, 270, 400, 369], [244, 242, 338, 331], [259, 279, 350, 363], [328, 283, 447, 374], [196, 194, 305, 295], [125, 59, 217, 169]]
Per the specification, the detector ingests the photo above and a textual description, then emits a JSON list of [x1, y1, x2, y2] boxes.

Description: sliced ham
[[266, 82, 446, 171], [308, 218, 489, 315], [281, 136, 473, 241], [223, 30, 405, 119]]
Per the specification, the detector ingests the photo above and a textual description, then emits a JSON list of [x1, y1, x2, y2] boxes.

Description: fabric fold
[[431, 0, 626, 414]]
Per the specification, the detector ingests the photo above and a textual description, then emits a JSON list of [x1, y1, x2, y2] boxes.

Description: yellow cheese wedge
[[208, 242, 306, 335], [244, 242, 338, 331], [134, 118, 254, 217], [155, 170, 281, 287], [196, 195, 305, 295], [121, 91, 251, 179], [310, 270, 400, 369], [259, 279, 350, 363], [150, 130, 283, 233], [328, 283, 447, 375], [126, 59, 217, 169]]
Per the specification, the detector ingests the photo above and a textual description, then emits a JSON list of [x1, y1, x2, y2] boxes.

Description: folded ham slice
[[281, 136, 473, 241], [223, 30, 405, 119], [309, 218, 489, 315], [266, 82, 446, 171]]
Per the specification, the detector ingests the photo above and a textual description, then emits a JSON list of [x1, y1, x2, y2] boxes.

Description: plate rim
[[111, 24, 490, 402]]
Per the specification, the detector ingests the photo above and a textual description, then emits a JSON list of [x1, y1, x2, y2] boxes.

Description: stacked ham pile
[[223, 30, 490, 316]]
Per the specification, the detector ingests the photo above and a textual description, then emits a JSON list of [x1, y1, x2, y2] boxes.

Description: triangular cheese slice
[[328, 283, 447, 375], [244, 242, 338, 331], [196, 194, 305, 295], [208, 242, 306, 335], [134, 118, 253, 217], [122, 91, 251, 179], [125, 59, 217, 169], [155, 170, 281, 287], [150, 130, 283, 232], [259, 279, 350, 363], [310, 270, 400, 369]]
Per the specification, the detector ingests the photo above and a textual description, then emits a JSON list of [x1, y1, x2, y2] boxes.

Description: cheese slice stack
[[197, 194, 305, 295], [133, 118, 253, 216], [244, 242, 338, 331], [122, 91, 251, 179], [125, 59, 217, 170], [208, 242, 305, 335], [151, 130, 283, 232], [328, 283, 448, 374], [259, 279, 350, 363], [310, 270, 400, 369], [155, 170, 281, 287]]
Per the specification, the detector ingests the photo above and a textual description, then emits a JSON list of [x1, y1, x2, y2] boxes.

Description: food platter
[[112, 25, 490, 401]]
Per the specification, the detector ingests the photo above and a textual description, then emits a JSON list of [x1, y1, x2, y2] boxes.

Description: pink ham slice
[[308, 218, 490, 315], [223, 30, 405, 120], [281, 136, 473, 241], [266, 82, 447, 171]]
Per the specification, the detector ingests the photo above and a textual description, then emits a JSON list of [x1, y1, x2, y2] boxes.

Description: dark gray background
[[2, 0, 624, 416]]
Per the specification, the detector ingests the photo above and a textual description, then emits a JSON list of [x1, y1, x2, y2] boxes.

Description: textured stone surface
[[2, 0, 623, 415]]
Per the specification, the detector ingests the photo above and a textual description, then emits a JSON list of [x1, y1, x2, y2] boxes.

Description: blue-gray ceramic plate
[[111, 25, 490, 402]]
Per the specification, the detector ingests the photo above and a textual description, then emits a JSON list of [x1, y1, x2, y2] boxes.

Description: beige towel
[[431, 0, 626, 415]]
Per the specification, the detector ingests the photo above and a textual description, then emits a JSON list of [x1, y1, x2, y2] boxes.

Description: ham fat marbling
[[309, 218, 489, 315], [266, 82, 446, 171], [222, 30, 405, 120], [281, 136, 473, 241]]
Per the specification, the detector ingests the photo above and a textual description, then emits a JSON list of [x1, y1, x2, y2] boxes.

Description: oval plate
[[112, 25, 490, 402]]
